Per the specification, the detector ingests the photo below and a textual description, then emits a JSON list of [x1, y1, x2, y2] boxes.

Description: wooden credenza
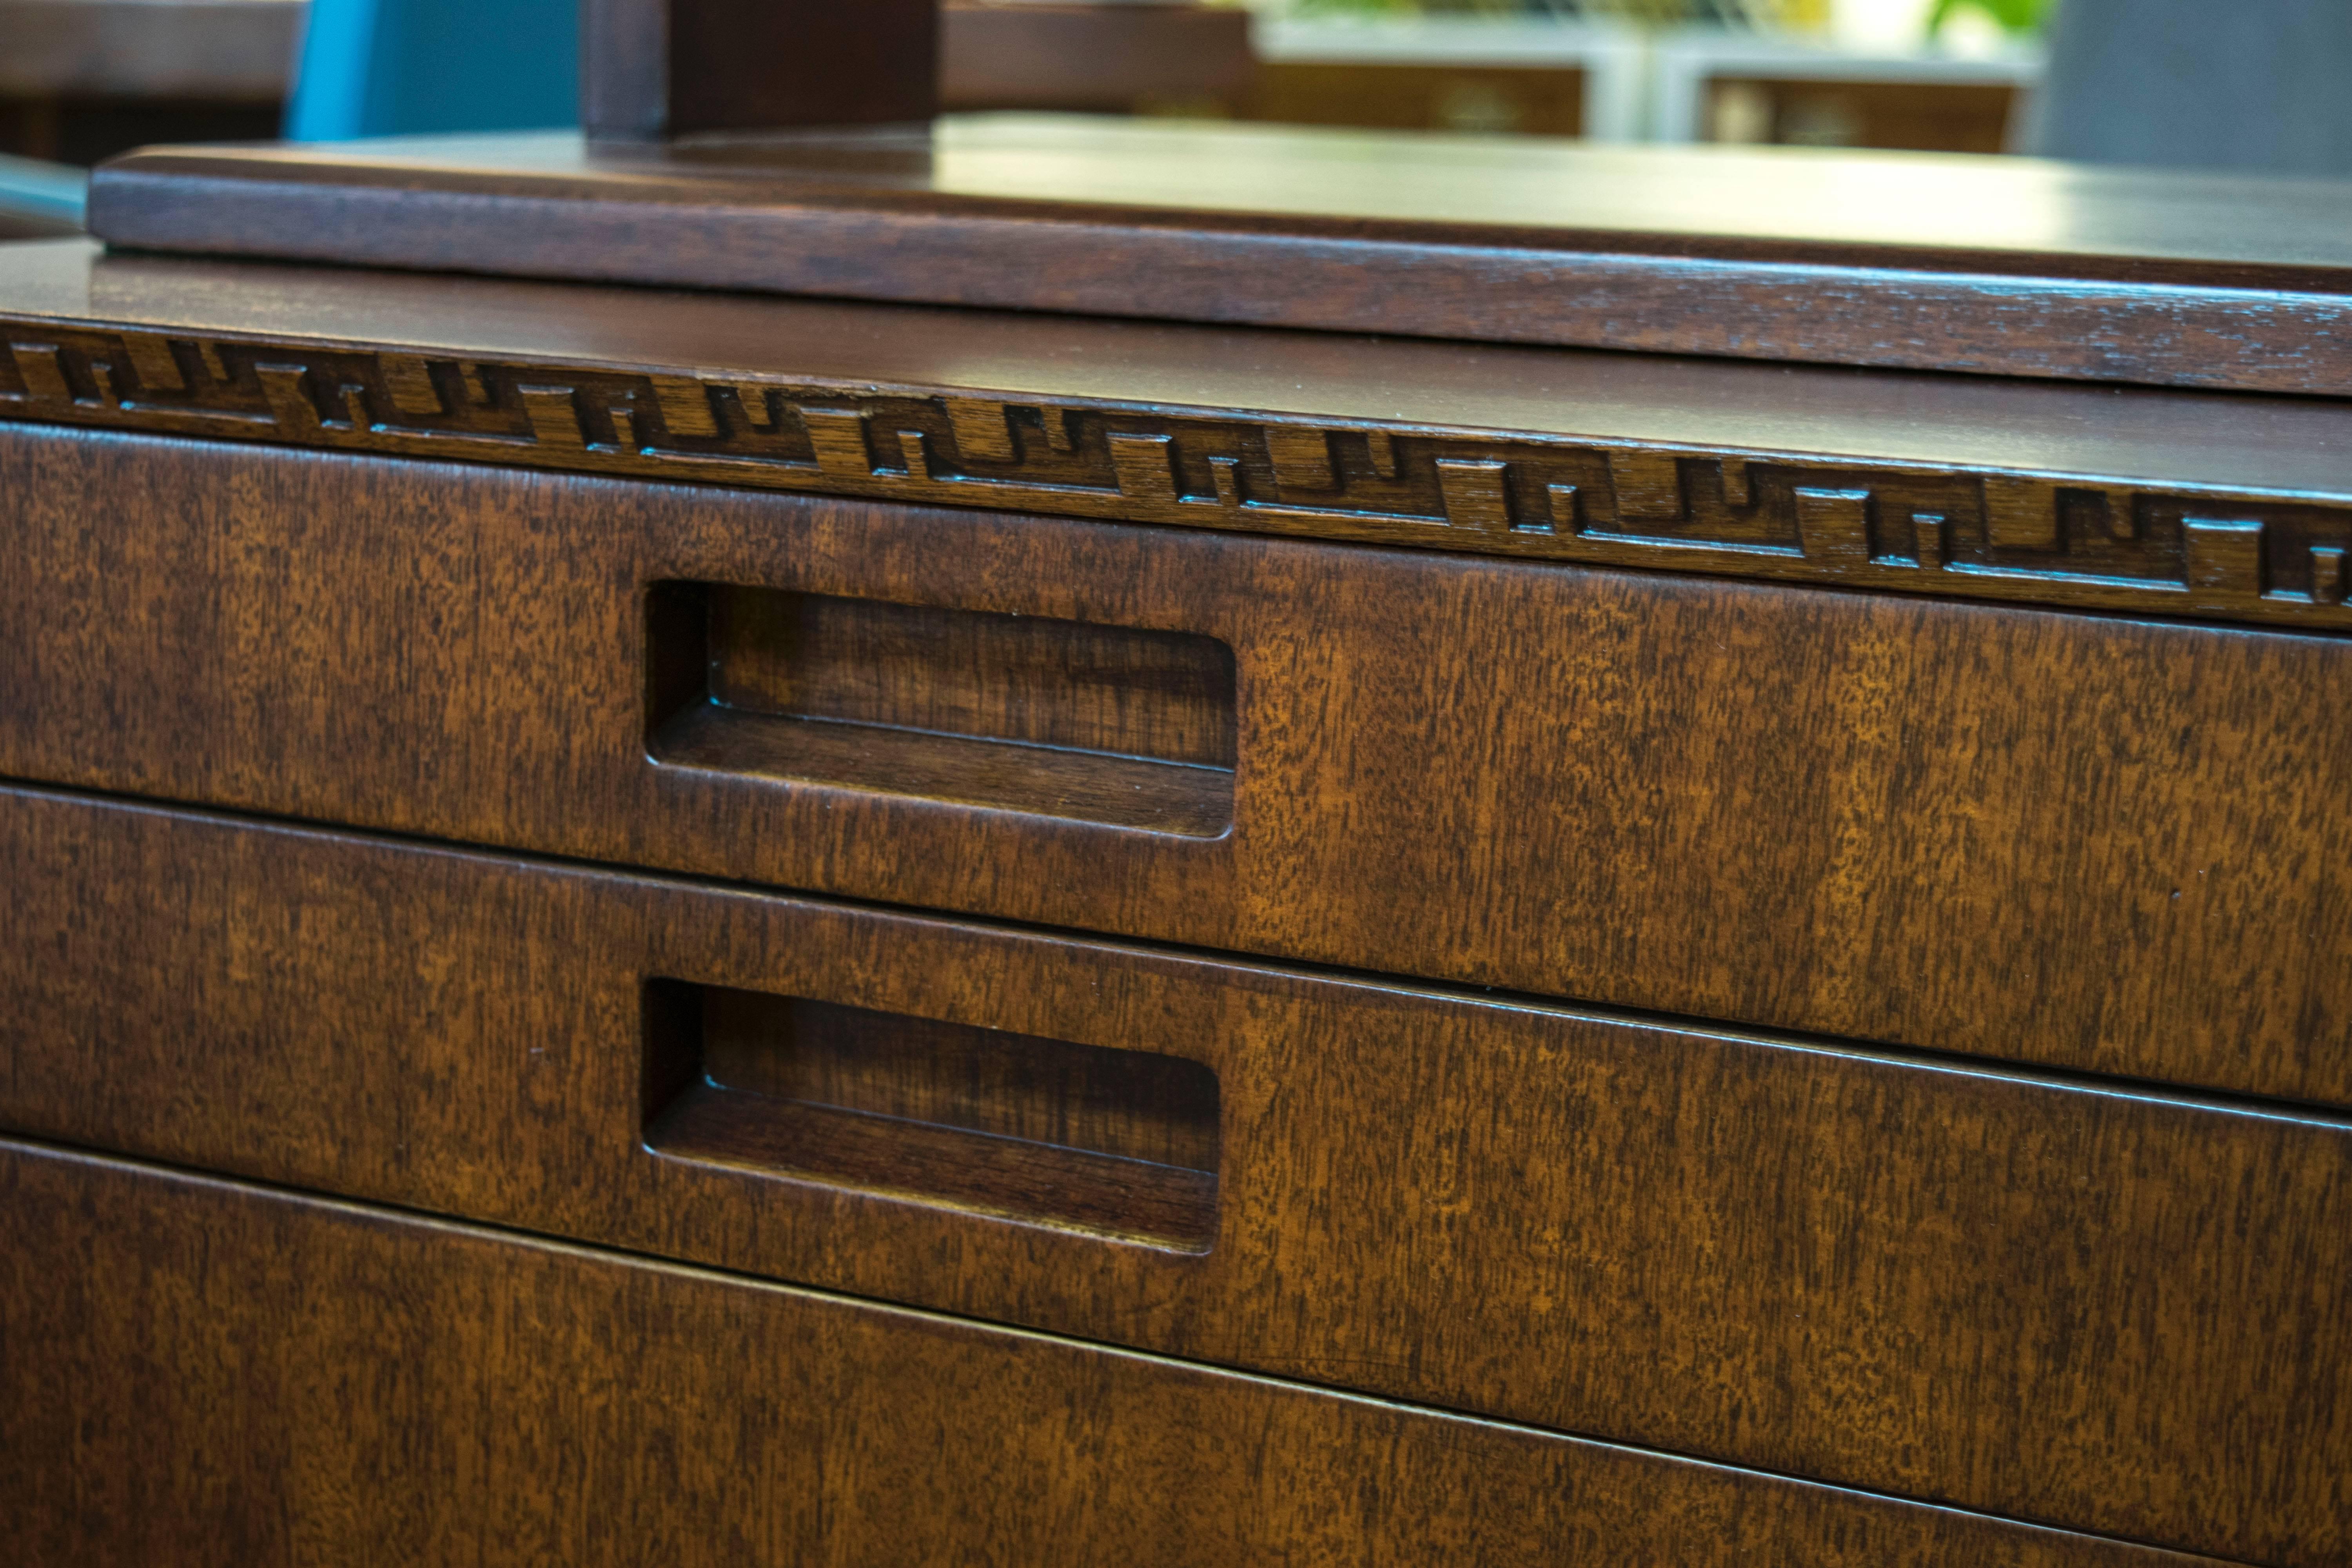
[[2, 128, 2349, 1565]]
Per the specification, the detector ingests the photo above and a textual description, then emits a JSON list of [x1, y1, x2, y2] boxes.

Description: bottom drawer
[[0, 1139, 2207, 1566]]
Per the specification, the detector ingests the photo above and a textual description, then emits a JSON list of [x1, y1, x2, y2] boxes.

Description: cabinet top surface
[[6, 236, 2351, 499], [85, 116, 2352, 397], [100, 115, 2352, 283]]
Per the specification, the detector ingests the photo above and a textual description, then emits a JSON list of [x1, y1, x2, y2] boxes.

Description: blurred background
[[3, 0, 2346, 236]]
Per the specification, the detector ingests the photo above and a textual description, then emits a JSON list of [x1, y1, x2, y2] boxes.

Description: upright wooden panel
[[0, 428, 2346, 1107], [581, 0, 937, 140], [1, 787, 2344, 1563], [0, 1142, 2216, 1567]]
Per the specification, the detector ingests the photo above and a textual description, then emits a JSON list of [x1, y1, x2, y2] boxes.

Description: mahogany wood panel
[[81, 116, 2352, 394], [694, 587, 1235, 768], [0, 788, 2345, 1562], [645, 983, 1224, 1250], [10, 239, 2352, 634], [0, 1141, 2223, 1568], [646, 583, 1237, 835], [2, 427, 2349, 1107]]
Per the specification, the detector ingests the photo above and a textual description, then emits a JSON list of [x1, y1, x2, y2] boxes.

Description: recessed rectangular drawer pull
[[644, 583, 1237, 837], [642, 982, 1221, 1252]]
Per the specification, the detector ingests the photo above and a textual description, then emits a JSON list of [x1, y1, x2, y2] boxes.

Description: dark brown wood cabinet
[[1, 1140, 2223, 1567], [4, 102, 2350, 1565]]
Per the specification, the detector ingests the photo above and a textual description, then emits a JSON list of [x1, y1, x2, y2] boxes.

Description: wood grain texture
[[80, 116, 2352, 393], [11, 254, 2352, 632], [647, 582, 1238, 835], [0, 788, 2344, 1562], [689, 990, 1223, 1174], [646, 984, 1223, 1249], [0, 1140, 2225, 1568], [647, 701, 1234, 837], [2, 426, 2348, 1107], [696, 586, 1236, 766]]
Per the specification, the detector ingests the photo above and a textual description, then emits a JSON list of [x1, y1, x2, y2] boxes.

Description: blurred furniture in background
[[289, 0, 1249, 137], [0, 150, 84, 235], [1660, 30, 2033, 150], [0, 0, 2049, 162], [0, 0, 1254, 155], [945, 3, 1252, 115], [1244, 15, 1642, 140], [0, 0, 296, 165], [285, 0, 574, 139], [2033, 0, 2352, 174], [1241, 12, 2033, 151]]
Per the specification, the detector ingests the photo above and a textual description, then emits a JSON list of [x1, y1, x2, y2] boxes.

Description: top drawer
[[3, 423, 2349, 1105]]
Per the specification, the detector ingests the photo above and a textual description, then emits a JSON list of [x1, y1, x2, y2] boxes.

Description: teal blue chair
[[284, 0, 580, 140]]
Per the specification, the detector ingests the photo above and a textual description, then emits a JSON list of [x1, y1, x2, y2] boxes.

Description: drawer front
[[0, 1141, 2211, 1568], [3, 429, 2350, 1105], [2, 786, 2344, 1563]]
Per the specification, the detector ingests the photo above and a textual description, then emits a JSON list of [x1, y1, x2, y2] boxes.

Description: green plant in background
[[1281, 1, 1802, 19], [1927, 0, 2053, 36]]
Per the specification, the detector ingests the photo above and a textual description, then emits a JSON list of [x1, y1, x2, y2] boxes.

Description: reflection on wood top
[[95, 116, 2352, 279], [9, 238, 2351, 497], [86, 115, 2352, 394]]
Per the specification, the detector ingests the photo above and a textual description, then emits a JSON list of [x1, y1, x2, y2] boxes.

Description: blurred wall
[[2034, 0, 2352, 174]]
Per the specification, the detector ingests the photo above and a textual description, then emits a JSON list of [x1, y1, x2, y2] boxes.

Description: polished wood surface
[[26, 66, 2352, 1565], [647, 984, 1224, 1251], [2, 786, 2345, 1561], [0, 1140, 2223, 1567], [83, 115, 2352, 392], [10, 240, 2352, 634], [3, 426, 2347, 1107], [9, 236, 2345, 488], [649, 584, 1237, 837]]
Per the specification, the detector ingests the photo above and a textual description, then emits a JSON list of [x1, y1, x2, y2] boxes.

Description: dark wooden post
[[583, 0, 940, 141]]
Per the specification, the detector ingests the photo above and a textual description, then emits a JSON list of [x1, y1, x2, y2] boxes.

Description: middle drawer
[[2, 783, 2345, 1564]]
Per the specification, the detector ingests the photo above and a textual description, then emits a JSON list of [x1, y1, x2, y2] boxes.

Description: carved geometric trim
[[6, 320, 2352, 634]]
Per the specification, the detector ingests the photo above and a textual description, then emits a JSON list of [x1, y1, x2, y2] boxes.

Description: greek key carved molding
[[7, 323, 2352, 632]]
